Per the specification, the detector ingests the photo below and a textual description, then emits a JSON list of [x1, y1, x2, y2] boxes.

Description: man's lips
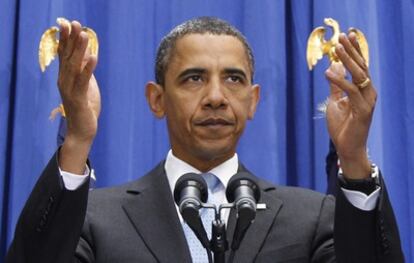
[[194, 118, 234, 126]]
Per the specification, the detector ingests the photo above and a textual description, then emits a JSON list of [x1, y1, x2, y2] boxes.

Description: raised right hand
[[57, 20, 101, 175]]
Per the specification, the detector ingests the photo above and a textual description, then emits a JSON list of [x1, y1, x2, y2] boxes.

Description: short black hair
[[155, 16, 255, 86]]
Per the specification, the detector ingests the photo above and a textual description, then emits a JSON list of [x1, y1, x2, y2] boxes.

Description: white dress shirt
[[59, 150, 380, 211], [164, 150, 237, 223]]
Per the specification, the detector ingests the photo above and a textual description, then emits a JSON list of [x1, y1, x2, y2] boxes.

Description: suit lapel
[[226, 164, 284, 262], [121, 162, 192, 263]]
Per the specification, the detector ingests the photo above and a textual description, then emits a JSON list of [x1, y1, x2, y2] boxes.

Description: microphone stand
[[211, 219, 227, 263], [202, 203, 234, 263]]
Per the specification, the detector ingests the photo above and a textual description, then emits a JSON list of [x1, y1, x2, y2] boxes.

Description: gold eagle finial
[[306, 18, 369, 70], [39, 18, 99, 119], [39, 17, 99, 72]]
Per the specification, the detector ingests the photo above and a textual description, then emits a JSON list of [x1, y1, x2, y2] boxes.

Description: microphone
[[226, 172, 261, 251], [173, 173, 210, 249]]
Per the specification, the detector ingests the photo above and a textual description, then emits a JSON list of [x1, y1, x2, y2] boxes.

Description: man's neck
[[171, 149, 235, 172]]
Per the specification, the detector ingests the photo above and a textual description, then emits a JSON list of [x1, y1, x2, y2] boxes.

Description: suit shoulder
[[88, 181, 135, 199], [87, 161, 165, 205], [276, 185, 328, 199], [272, 185, 335, 209]]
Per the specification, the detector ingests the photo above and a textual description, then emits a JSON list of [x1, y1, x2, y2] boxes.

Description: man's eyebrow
[[223, 68, 247, 79], [177, 68, 206, 79]]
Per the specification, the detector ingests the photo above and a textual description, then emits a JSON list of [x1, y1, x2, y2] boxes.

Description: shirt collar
[[164, 149, 238, 194]]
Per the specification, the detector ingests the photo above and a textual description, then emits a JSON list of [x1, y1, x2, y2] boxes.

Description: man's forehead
[[174, 33, 244, 49], [170, 33, 250, 66]]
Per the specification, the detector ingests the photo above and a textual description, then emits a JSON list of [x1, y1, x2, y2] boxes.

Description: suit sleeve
[[310, 194, 336, 263], [6, 151, 90, 263], [334, 172, 404, 263]]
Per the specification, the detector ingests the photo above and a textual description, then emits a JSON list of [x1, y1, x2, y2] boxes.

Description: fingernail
[[56, 18, 70, 28], [326, 70, 336, 78], [57, 18, 64, 25]]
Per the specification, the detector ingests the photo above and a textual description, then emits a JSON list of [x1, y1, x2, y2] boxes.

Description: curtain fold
[[1, 0, 413, 260]]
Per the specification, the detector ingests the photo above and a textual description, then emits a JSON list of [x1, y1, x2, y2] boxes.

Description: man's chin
[[192, 140, 236, 162]]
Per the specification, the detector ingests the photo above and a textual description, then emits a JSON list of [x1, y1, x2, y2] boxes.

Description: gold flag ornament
[[306, 18, 369, 71], [38, 18, 99, 119]]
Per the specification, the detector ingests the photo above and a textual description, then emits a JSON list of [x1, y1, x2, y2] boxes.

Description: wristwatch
[[338, 164, 380, 195]]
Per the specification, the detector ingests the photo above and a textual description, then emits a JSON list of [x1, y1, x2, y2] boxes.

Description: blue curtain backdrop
[[1, 0, 413, 261]]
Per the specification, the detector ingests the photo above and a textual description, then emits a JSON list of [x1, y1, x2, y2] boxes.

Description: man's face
[[148, 33, 259, 171]]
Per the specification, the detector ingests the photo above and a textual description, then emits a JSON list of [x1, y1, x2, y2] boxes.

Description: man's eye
[[227, 75, 242, 83], [186, 75, 202, 82]]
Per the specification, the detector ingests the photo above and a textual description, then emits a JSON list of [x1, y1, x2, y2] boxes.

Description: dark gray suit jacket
[[6, 153, 404, 262]]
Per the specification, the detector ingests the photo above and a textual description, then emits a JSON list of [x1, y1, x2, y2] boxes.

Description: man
[[6, 17, 403, 262]]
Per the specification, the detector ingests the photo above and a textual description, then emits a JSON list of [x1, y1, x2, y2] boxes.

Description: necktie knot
[[202, 172, 221, 193]]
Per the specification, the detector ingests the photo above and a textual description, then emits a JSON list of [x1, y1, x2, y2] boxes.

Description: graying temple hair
[[155, 17, 255, 85]]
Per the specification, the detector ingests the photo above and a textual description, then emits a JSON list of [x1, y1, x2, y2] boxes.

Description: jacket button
[[383, 245, 390, 255]]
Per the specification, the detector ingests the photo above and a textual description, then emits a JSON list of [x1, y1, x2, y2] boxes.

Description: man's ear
[[248, 84, 260, 120], [145, 81, 165, 118]]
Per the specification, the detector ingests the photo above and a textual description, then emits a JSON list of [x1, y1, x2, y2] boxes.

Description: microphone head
[[173, 173, 208, 205], [226, 172, 261, 203]]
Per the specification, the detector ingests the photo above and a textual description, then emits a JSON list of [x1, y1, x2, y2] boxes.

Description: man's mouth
[[195, 118, 234, 127]]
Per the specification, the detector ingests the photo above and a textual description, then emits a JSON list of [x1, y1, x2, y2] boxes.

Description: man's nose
[[202, 78, 228, 109]]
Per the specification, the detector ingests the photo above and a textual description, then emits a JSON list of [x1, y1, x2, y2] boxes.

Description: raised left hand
[[325, 33, 377, 179]]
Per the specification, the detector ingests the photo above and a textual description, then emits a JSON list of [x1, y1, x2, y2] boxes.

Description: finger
[[329, 83, 343, 101], [338, 33, 368, 73], [365, 86, 377, 109], [62, 21, 82, 59], [75, 55, 98, 95], [81, 47, 91, 70], [57, 22, 70, 58], [335, 43, 368, 87], [339, 33, 368, 72], [348, 32, 364, 60], [325, 69, 367, 109], [327, 62, 345, 101], [69, 31, 89, 74], [336, 35, 376, 105], [88, 74, 102, 116]]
